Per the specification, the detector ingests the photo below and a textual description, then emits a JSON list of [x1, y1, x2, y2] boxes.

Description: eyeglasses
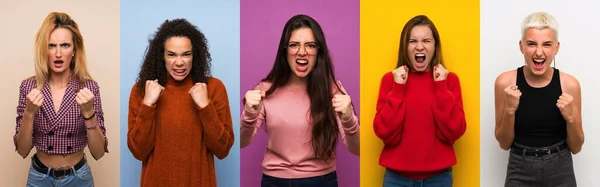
[[286, 42, 319, 55]]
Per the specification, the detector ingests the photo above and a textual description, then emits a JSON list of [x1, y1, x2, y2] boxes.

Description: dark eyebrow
[[166, 50, 192, 54]]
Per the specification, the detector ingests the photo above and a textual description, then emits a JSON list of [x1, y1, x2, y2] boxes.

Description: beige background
[[0, 0, 120, 186]]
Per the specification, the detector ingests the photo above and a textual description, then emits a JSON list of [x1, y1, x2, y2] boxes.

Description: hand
[[392, 65, 409, 84], [333, 94, 353, 121], [76, 88, 95, 118], [189, 83, 209, 108], [244, 89, 265, 113], [25, 89, 44, 114], [557, 93, 575, 123], [433, 64, 449, 81], [504, 85, 522, 114], [142, 80, 164, 106]]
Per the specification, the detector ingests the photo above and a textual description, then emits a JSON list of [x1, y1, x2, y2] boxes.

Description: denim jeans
[[261, 171, 338, 187], [26, 156, 94, 187], [383, 168, 452, 187]]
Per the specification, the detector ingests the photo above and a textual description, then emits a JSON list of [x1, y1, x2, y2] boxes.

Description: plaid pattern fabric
[[14, 76, 108, 154]]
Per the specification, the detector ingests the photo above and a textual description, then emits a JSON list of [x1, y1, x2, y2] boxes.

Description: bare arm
[[494, 71, 518, 150], [560, 73, 584, 154]]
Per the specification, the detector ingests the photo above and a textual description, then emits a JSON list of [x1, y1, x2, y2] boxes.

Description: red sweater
[[373, 71, 466, 179]]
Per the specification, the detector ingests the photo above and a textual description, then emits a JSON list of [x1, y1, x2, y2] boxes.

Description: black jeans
[[261, 171, 338, 187]]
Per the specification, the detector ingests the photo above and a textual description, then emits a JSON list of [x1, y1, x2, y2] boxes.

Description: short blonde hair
[[521, 12, 559, 41], [34, 12, 92, 89]]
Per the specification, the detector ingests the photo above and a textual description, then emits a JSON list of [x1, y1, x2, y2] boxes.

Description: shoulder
[[207, 77, 227, 92], [82, 79, 100, 89], [381, 72, 394, 83], [558, 70, 580, 94], [447, 72, 460, 82], [255, 81, 273, 91], [19, 76, 37, 91], [332, 80, 351, 95], [494, 69, 517, 89]]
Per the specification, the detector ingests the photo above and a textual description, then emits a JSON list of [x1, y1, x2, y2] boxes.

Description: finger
[[334, 106, 344, 112], [260, 90, 266, 98], [75, 95, 83, 105], [33, 92, 43, 102], [33, 93, 43, 104]]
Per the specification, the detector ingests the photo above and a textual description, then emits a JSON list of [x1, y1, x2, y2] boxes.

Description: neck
[[524, 66, 554, 84], [288, 74, 308, 88], [49, 70, 72, 88]]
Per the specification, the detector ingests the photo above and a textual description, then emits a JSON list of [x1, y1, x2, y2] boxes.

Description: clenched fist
[[504, 85, 522, 114], [333, 94, 353, 121], [557, 93, 575, 123], [189, 83, 209, 108], [76, 88, 95, 118], [433, 64, 449, 81], [143, 80, 165, 106], [244, 89, 265, 113], [392, 65, 409, 84], [25, 89, 44, 114]]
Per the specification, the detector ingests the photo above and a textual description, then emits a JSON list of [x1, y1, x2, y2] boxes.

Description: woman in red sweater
[[373, 15, 467, 186]]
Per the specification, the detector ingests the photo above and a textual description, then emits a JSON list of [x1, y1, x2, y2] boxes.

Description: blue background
[[120, 0, 240, 186]]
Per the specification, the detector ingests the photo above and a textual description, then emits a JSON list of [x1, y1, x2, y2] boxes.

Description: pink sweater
[[241, 81, 360, 179]]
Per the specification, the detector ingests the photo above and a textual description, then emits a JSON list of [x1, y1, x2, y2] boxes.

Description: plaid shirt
[[14, 76, 108, 154]]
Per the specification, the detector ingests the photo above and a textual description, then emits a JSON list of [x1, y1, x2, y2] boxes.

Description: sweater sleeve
[[240, 83, 267, 148], [127, 83, 157, 161], [432, 73, 467, 144], [197, 78, 234, 159], [373, 72, 407, 146], [334, 81, 360, 156]]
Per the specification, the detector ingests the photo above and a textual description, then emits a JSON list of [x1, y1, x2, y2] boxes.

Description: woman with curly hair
[[127, 18, 234, 186]]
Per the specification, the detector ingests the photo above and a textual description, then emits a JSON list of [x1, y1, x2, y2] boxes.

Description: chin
[[528, 65, 550, 76]]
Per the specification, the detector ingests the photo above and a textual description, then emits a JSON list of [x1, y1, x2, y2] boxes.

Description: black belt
[[510, 143, 567, 157], [32, 154, 86, 178]]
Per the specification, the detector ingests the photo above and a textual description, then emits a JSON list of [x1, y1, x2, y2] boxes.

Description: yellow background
[[360, 0, 480, 186]]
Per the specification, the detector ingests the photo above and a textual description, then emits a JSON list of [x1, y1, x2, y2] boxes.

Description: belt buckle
[[534, 149, 551, 157], [51, 169, 70, 179]]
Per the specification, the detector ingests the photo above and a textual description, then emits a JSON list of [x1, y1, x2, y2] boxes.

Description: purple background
[[240, 0, 360, 186]]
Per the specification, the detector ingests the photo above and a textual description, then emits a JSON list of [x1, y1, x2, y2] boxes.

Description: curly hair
[[136, 18, 211, 92]]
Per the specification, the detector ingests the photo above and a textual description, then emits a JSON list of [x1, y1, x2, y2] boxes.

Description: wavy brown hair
[[263, 14, 345, 162], [136, 19, 211, 92], [397, 15, 445, 70]]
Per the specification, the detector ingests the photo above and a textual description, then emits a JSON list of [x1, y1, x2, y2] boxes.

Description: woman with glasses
[[240, 14, 360, 187]]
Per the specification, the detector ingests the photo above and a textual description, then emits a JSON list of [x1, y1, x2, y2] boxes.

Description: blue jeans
[[261, 171, 338, 187], [383, 168, 452, 187], [26, 157, 94, 187]]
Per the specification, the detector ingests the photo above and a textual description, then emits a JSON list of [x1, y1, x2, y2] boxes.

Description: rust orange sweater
[[127, 75, 234, 187]]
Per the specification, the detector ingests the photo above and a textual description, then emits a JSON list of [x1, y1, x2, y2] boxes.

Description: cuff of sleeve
[[341, 115, 359, 135]]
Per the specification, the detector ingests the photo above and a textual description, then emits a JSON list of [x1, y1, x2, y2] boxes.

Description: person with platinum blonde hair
[[494, 12, 583, 187]]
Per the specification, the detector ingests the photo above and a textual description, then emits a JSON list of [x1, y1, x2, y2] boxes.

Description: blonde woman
[[494, 12, 583, 186], [14, 12, 108, 186]]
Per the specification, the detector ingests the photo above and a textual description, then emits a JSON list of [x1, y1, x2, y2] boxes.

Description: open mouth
[[296, 59, 308, 67], [415, 54, 426, 63], [533, 58, 545, 69], [53, 60, 64, 68], [295, 59, 309, 72]]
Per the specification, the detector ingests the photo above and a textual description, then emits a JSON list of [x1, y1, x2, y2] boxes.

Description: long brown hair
[[263, 14, 344, 162], [397, 15, 445, 70]]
